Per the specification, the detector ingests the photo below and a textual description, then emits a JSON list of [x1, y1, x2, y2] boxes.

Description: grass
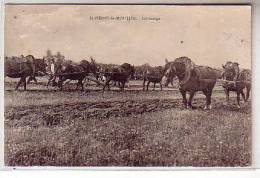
[[4, 78, 251, 167]]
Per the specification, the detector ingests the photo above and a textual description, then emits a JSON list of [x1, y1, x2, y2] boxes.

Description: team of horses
[[4, 55, 251, 109]]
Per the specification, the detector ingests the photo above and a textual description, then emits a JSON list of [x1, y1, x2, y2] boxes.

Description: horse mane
[[26, 55, 35, 59], [79, 60, 90, 71]]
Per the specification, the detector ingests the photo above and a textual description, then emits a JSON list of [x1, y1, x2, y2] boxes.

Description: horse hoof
[[187, 105, 194, 109], [204, 105, 211, 110]]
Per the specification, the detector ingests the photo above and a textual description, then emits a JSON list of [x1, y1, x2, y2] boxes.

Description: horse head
[[79, 60, 90, 70], [222, 61, 240, 81], [162, 56, 194, 86], [89, 57, 100, 79], [34, 58, 48, 76], [163, 58, 172, 73], [161, 62, 176, 86], [121, 63, 135, 78]]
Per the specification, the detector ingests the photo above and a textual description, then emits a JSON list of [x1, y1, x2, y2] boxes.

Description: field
[[4, 77, 251, 167]]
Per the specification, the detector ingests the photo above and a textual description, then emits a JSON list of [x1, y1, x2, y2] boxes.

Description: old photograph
[[4, 5, 251, 167]]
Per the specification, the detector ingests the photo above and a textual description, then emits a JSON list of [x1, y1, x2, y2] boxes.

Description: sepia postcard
[[3, 4, 251, 167]]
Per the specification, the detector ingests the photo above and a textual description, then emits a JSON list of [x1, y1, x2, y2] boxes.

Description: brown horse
[[162, 56, 218, 109], [5, 55, 47, 90], [57, 58, 99, 91], [222, 62, 251, 108], [103, 63, 135, 91], [143, 66, 164, 91]]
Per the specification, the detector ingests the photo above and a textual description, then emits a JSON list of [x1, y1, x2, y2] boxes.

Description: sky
[[4, 5, 251, 68]]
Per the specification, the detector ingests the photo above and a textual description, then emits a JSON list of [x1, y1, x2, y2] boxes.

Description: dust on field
[[4, 87, 251, 167]]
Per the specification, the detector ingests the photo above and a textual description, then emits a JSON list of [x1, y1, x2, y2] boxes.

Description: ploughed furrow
[[5, 98, 195, 127]]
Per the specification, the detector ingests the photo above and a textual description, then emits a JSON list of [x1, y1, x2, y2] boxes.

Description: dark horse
[[5, 55, 47, 90], [103, 63, 135, 91], [143, 66, 164, 91], [57, 58, 99, 91], [162, 56, 218, 109], [222, 61, 251, 108]]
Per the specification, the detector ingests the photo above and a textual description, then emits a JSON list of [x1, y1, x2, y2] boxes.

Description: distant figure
[[47, 58, 59, 87]]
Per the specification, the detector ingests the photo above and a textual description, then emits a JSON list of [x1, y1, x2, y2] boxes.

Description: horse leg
[[15, 77, 23, 90], [33, 77, 37, 84], [52, 76, 57, 86], [180, 89, 187, 108], [23, 77, 27, 90], [224, 88, 230, 105], [103, 79, 111, 91], [241, 89, 246, 103], [96, 76, 100, 87], [153, 83, 156, 90], [236, 91, 241, 109], [143, 78, 146, 91], [118, 81, 122, 88], [58, 77, 65, 91], [47, 76, 53, 88], [188, 91, 195, 109], [246, 85, 251, 101], [202, 89, 212, 110], [75, 81, 80, 90], [27, 76, 32, 84], [121, 81, 126, 91], [171, 81, 174, 87], [146, 81, 150, 91], [107, 79, 111, 91], [206, 89, 213, 110], [160, 82, 163, 91], [79, 80, 84, 91]]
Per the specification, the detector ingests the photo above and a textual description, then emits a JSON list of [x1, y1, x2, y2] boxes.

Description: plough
[[83, 75, 105, 87]]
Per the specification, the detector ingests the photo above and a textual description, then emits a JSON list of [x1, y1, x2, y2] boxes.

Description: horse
[[222, 62, 251, 108], [57, 58, 99, 91], [143, 66, 164, 91], [162, 56, 218, 110], [4, 55, 47, 90], [103, 63, 135, 91]]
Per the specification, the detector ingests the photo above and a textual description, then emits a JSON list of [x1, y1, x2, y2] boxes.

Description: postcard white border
[[0, 0, 259, 173]]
